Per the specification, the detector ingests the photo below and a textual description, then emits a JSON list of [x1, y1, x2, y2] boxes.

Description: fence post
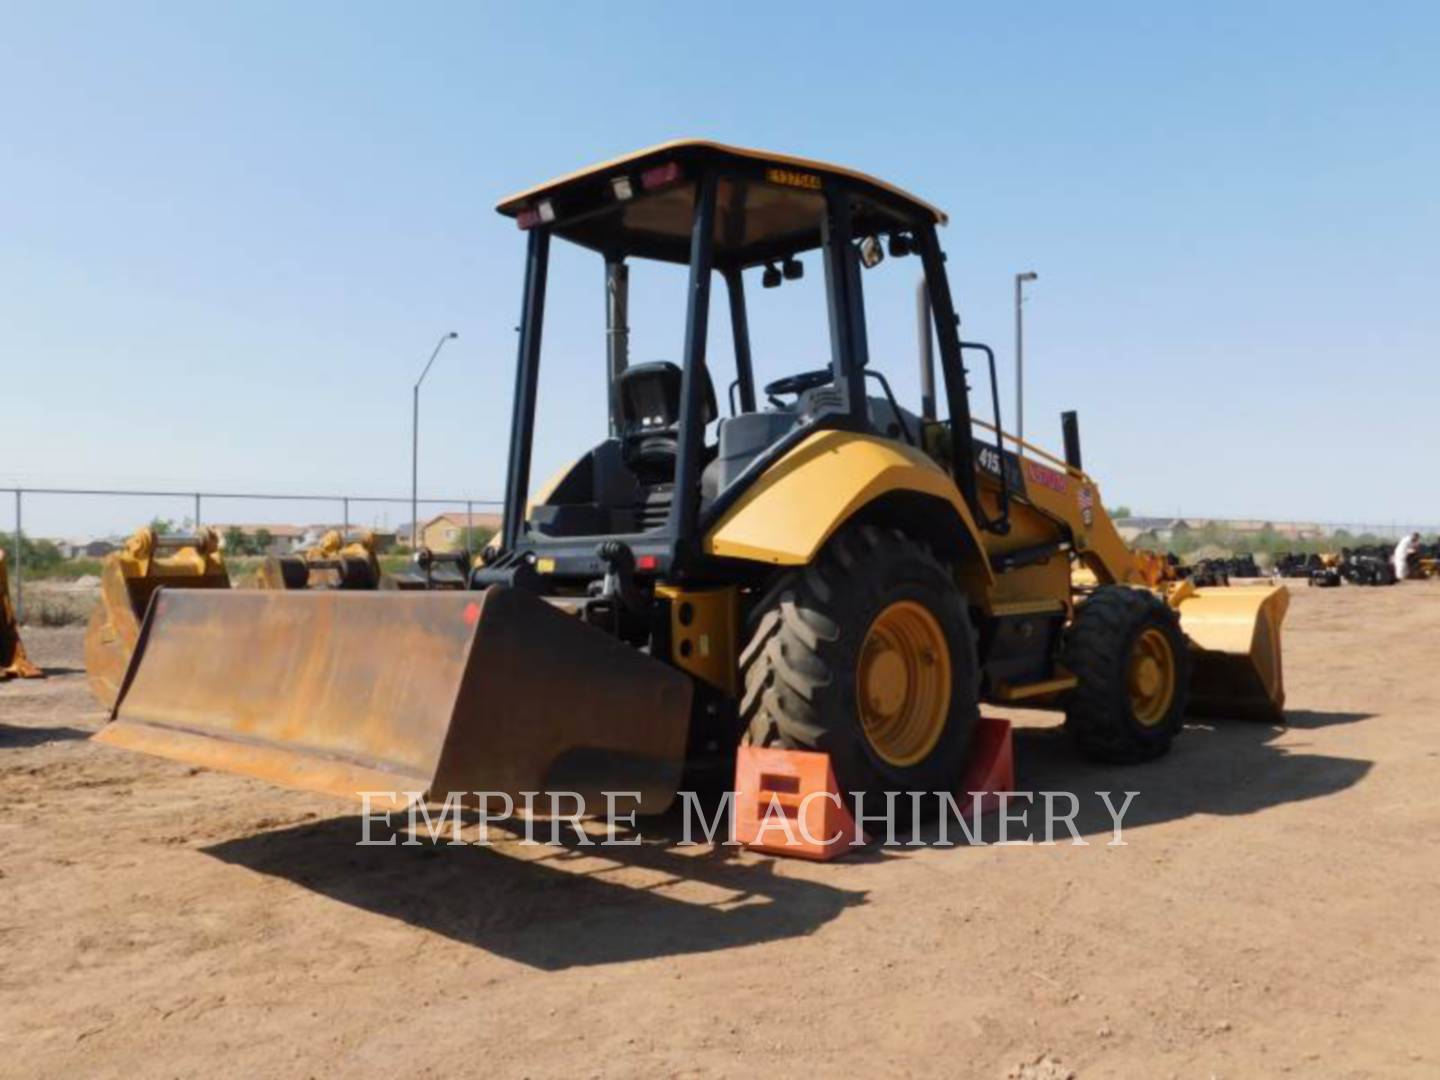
[[13, 488, 22, 624], [342, 497, 350, 535], [466, 500, 473, 550], [194, 492, 202, 531]]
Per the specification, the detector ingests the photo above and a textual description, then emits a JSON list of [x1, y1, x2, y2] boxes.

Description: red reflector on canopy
[[640, 162, 683, 190], [516, 200, 555, 230], [636, 554, 658, 570]]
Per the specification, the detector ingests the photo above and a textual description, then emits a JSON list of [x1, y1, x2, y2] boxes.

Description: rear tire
[[1062, 586, 1191, 763], [740, 525, 980, 796]]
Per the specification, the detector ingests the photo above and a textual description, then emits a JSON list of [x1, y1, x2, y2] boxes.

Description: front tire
[[739, 525, 980, 796], [1062, 586, 1191, 763]]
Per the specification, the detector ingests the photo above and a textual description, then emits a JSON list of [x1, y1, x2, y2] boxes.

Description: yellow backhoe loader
[[1, 550, 43, 680], [94, 142, 1288, 816], [84, 527, 230, 709]]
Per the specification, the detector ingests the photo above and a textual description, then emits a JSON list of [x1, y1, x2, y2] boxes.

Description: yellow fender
[[703, 430, 992, 585]]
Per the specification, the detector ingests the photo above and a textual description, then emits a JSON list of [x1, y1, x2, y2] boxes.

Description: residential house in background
[[1218, 519, 1269, 537], [419, 512, 502, 553], [1271, 522, 1326, 541]]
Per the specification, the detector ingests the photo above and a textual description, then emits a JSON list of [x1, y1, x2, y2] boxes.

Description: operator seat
[[617, 361, 717, 483]]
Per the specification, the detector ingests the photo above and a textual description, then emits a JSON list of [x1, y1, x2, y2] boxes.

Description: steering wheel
[[763, 368, 833, 399]]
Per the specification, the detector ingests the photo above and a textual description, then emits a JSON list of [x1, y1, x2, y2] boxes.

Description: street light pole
[[412, 331, 458, 550], [1014, 271, 1038, 446]]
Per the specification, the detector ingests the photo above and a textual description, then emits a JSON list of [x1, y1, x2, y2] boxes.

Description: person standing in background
[[1393, 532, 1421, 580]]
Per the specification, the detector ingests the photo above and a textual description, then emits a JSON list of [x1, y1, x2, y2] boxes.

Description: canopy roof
[[495, 139, 948, 267]]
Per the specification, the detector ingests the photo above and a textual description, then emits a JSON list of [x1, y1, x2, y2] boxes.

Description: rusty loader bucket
[[1172, 582, 1290, 721], [94, 587, 693, 814], [1, 550, 42, 680], [84, 528, 231, 710]]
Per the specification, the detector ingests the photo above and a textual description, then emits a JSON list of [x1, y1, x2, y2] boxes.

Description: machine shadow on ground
[[204, 810, 867, 971], [922, 708, 1376, 841], [0, 722, 93, 748], [204, 710, 1372, 960]]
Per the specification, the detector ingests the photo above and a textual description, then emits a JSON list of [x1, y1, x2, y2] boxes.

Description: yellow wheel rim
[[1127, 627, 1176, 727], [856, 600, 951, 767]]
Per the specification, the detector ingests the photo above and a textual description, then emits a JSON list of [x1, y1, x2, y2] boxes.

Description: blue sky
[[3, 3, 1436, 538]]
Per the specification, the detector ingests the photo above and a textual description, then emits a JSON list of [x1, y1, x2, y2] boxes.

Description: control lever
[[595, 541, 647, 615]]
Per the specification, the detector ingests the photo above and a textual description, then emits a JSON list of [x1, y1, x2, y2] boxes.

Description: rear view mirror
[[859, 235, 885, 269], [782, 257, 803, 281], [761, 263, 782, 288]]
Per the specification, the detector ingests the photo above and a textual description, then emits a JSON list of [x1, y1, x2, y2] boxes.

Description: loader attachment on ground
[[84, 528, 230, 710], [1170, 582, 1290, 721], [1, 550, 43, 680], [254, 529, 381, 591], [384, 547, 472, 591], [94, 587, 693, 814]]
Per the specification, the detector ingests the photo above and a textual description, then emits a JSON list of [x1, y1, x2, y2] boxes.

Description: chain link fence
[[6, 486, 1436, 622], [3, 485, 502, 621]]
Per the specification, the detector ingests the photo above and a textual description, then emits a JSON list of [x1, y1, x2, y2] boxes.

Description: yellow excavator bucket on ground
[[255, 529, 381, 590], [1, 550, 43, 681], [84, 528, 230, 710], [1166, 579, 1289, 721], [94, 587, 692, 813]]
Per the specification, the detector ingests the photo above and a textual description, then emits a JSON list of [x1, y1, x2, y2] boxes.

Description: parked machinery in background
[[1135, 553, 1262, 589], [1308, 552, 1343, 588], [255, 530, 478, 591], [1225, 553, 1263, 579], [1189, 556, 1264, 586], [1342, 548, 1398, 586], [1417, 541, 1440, 579], [83, 527, 231, 708], [1274, 546, 1409, 588], [1276, 552, 1322, 579], [1188, 560, 1231, 588], [386, 547, 472, 590], [1, 550, 43, 681], [256, 529, 381, 591]]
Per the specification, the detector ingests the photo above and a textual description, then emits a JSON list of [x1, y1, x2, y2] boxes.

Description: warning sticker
[[1024, 459, 1069, 495]]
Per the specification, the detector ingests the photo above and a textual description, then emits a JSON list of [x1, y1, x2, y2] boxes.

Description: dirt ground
[[3, 582, 1438, 1079]]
